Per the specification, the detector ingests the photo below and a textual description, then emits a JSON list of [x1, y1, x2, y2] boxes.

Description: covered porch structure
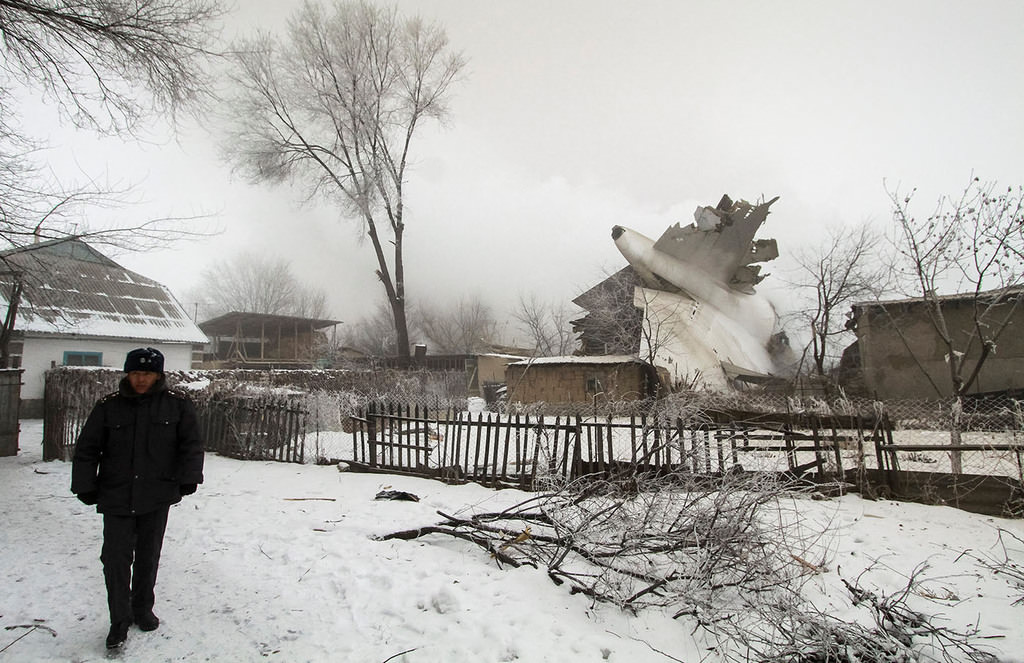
[[199, 312, 340, 369]]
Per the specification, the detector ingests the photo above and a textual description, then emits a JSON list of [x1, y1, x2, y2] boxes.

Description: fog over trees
[[187, 252, 329, 322]]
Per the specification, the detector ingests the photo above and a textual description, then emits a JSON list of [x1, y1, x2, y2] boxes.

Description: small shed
[[505, 355, 662, 404], [199, 311, 340, 369]]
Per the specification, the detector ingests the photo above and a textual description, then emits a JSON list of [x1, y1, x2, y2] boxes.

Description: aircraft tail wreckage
[[611, 194, 792, 389]]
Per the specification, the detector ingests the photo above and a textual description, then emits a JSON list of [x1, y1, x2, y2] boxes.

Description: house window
[[585, 376, 602, 394], [63, 351, 102, 366]]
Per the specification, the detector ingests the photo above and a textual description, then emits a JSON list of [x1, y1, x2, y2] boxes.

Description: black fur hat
[[124, 347, 164, 373]]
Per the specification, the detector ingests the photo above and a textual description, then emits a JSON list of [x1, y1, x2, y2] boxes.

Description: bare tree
[[188, 252, 329, 321], [789, 221, 890, 380], [222, 0, 464, 365], [511, 294, 577, 356], [0, 0, 224, 364], [633, 286, 689, 370], [889, 177, 1023, 397], [886, 177, 1023, 473], [419, 295, 498, 354], [292, 286, 329, 321], [0, 0, 223, 135]]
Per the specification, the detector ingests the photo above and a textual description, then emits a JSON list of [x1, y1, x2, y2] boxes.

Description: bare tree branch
[[512, 293, 578, 356], [0, 0, 225, 135]]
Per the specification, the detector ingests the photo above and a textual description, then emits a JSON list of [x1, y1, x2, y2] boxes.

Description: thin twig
[[381, 647, 417, 662], [605, 630, 686, 662], [1, 624, 57, 654]]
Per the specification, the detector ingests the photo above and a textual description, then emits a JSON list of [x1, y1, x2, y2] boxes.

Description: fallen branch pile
[[380, 470, 809, 615], [380, 467, 1003, 661]]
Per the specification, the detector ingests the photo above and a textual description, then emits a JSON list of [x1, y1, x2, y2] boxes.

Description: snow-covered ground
[[2, 419, 1023, 662]]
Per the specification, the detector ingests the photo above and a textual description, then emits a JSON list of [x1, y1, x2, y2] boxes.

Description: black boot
[[105, 621, 130, 649], [134, 610, 160, 632]]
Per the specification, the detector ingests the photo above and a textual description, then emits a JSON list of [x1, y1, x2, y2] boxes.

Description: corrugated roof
[[0, 239, 208, 343]]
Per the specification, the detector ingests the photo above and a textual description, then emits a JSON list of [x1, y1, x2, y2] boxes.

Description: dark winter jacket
[[71, 377, 205, 516]]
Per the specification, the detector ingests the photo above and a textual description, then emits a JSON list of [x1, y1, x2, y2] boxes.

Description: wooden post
[[367, 403, 377, 467], [528, 415, 543, 490]]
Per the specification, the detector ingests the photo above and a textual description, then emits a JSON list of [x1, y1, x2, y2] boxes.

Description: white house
[[0, 239, 208, 417]]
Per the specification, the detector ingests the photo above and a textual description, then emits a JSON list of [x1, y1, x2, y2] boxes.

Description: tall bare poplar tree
[[223, 1, 464, 364]]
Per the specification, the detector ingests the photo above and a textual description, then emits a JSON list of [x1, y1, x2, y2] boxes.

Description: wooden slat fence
[[41, 368, 308, 463], [349, 404, 887, 489], [198, 393, 307, 462], [43, 368, 120, 461], [0, 369, 23, 456], [37, 370, 1023, 515]]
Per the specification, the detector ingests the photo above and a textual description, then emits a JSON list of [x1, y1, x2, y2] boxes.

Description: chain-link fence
[[643, 391, 1024, 482]]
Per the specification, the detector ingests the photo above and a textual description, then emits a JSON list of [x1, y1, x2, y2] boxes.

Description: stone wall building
[[843, 288, 1024, 399]]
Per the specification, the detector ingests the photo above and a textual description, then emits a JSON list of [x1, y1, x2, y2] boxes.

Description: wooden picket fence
[[37, 368, 1022, 516], [197, 393, 307, 462], [347, 402, 887, 489]]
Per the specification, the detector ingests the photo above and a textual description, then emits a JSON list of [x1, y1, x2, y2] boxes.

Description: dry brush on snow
[[381, 469, 1007, 662]]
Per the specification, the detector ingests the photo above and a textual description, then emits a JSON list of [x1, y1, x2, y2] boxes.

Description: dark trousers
[[101, 506, 170, 625]]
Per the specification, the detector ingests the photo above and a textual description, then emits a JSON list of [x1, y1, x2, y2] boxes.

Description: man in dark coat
[[71, 347, 204, 650]]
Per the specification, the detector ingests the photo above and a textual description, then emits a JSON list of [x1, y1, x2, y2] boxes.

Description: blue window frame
[[63, 351, 102, 367]]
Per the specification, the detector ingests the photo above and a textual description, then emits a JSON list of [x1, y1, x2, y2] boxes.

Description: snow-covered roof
[[477, 353, 530, 360], [0, 239, 208, 344], [852, 284, 1024, 309], [508, 354, 642, 366]]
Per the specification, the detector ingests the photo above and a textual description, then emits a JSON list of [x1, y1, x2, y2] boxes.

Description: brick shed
[[505, 355, 662, 404]]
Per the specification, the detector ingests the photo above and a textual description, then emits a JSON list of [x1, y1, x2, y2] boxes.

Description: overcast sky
[[20, 0, 1024, 336]]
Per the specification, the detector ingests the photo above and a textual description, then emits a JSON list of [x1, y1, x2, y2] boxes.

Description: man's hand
[[76, 491, 98, 505], [180, 484, 198, 496]]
